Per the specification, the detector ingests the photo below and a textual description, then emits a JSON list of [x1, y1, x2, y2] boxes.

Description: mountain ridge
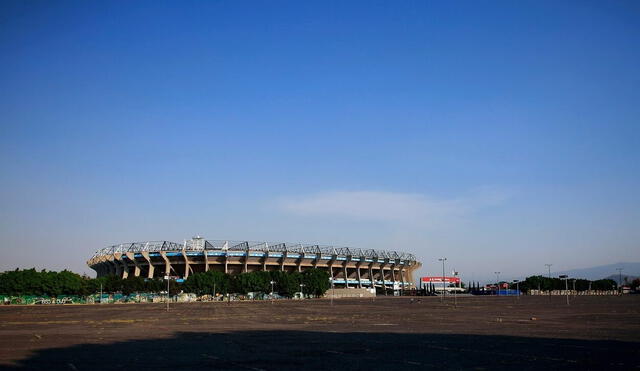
[[552, 262, 640, 281]]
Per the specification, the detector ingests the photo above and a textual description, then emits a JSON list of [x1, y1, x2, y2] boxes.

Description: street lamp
[[299, 283, 305, 299], [438, 258, 447, 302], [494, 272, 501, 296], [452, 270, 459, 307], [270, 280, 275, 304], [513, 279, 520, 300], [559, 275, 569, 306], [330, 277, 335, 306], [164, 275, 171, 312]]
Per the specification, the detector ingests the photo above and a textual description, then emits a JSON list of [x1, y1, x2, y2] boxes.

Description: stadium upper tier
[[88, 237, 421, 289]]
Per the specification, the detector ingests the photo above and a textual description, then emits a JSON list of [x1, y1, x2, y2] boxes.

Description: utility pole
[[438, 258, 447, 303], [513, 280, 520, 301], [545, 264, 552, 299], [616, 268, 623, 293], [494, 271, 501, 296]]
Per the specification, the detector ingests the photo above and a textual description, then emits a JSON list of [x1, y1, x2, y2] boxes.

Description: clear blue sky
[[1, 1, 639, 282]]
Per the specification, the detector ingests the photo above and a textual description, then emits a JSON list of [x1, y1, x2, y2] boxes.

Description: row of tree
[[508, 275, 619, 292], [0, 268, 331, 298]]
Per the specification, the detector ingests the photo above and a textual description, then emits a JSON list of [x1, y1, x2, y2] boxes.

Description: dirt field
[[0, 295, 638, 370]]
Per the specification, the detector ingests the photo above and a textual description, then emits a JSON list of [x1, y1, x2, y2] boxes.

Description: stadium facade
[[88, 237, 421, 290]]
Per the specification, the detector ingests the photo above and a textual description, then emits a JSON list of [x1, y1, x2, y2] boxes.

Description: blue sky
[[1, 1, 639, 282]]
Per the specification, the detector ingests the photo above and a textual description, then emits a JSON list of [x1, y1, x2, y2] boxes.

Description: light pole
[[559, 275, 569, 305], [165, 275, 170, 312], [513, 280, 520, 301], [99, 283, 103, 305], [494, 271, 501, 296], [616, 268, 623, 293], [330, 277, 335, 306], [270, 280, 275, 304], [453, 270, 458, 307], [438, 258, 447, 303], [299, 283, 305, 299]]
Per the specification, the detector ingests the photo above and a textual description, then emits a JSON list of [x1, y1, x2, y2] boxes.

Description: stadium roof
[[90, 239, 418, 262]]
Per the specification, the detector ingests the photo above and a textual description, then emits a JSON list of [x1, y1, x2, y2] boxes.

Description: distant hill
[[603, 274, 639, 285], [553, 262, 640, 281]]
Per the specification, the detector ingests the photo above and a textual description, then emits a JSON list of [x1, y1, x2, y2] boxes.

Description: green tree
[[270, 271, 302, 297], [301, 268, 330, 297], [183, 271, 231, 295], [233, 271, 270, 294]]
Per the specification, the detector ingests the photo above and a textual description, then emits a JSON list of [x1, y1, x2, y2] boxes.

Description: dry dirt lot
[[0, 295, 638, 370]]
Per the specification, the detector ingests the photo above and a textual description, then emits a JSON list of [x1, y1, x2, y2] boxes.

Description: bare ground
[[0, 295, 638, 370]]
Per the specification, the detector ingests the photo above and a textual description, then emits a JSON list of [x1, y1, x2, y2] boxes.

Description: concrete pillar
[[329, 255, 337, 286], [182, 251, 190, 279], [114, 253, 128, 279], [280, 252, 285, 272], [328, 262, 334, 282], [369, 265, 374, 288], [125, 252, 141, 277], [244, 246, 249, 273], [204, 252, 209, 272], [344, 255, 352, 288], [263, 252, 268, 271], [343, 264, 349, 288], [356, 261, 362, 288], [224, 253, 228, 274], [160, 251, 171, 277], [142, 251, 154, 278], [379, 263, 386, 295], [391, 264, 396, 294]]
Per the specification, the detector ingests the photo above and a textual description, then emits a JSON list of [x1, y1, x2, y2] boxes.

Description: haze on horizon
[[1, 1, 639, 283]]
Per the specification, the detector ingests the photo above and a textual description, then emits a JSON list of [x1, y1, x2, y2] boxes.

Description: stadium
[[88, 237, 421, 290]]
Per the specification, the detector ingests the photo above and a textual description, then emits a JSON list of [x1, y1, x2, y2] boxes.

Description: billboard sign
[[420, 276, 461, 284]]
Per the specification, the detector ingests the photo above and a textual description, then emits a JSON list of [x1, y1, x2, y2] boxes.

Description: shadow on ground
[[5, 331, 638, 370]]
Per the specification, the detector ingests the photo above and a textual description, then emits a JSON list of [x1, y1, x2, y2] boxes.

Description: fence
[[0, 292, 294, 305], [528, 290, 620, 296]]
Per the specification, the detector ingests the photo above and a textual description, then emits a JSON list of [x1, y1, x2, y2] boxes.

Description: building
[[420, 276, 464, 292], [87, 236, 421, 290]]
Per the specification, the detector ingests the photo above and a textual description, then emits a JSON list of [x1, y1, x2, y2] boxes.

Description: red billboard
[[420, 276, 461, 284]]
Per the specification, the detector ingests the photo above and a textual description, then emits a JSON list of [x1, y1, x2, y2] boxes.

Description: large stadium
[[88, 237, 421, 290]]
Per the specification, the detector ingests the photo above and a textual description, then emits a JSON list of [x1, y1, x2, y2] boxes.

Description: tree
[[183, 271, 230, 295], [301, 268, 330, 297], [233, 271, 270, 295]]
